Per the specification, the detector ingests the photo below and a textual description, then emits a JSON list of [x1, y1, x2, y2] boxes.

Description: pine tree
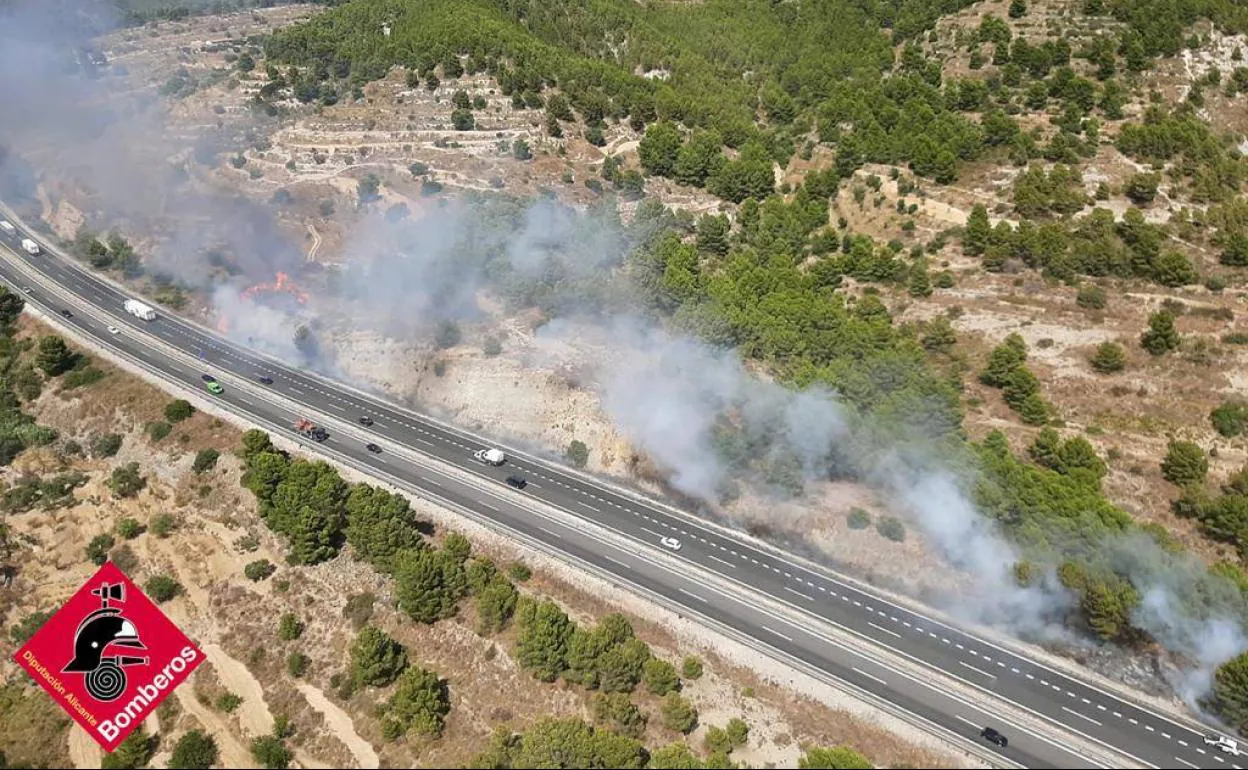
[[1090, 341, 1127, 373], [1140, 311, 1180, 355], [965, 204, 990, 256]]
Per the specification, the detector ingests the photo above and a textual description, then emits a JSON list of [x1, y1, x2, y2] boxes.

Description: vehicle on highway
[[293, 418, 329, 442], [205, 381, 224, 395], [505, 475, 528, 489], [201, 374, 216, 382], [359, 416, 374, 426], [106, 325, 120, 335], [0, 220, 14, 235], [474, 447, 506, 466], [1205, 735, 1241, 756], [366, 443, 382, 453], [20, 286, 30, 294], [256, 375, 273, 385], [19, 238, 39, 256], [660, 536, 682, 551], [59, 309, 72, 318], [980, 727, 1008, 748], [123, 298, 156, 321]]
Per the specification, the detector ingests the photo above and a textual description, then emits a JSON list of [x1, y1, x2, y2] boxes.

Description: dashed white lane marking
[[954, 715, 980, 729], [1145, 725, 1155, 732], [535, 525, 562, 539], [604, 555, 630, 570], [958, 661, 997, 679], [678, 588, 708, 604], [480, 502, 499, 512], [852, 667, 887, 686], [1174, 758, 1198, 769], [1061, 706, 1102, 727], [1128, 718, 1138, 725], [415, 437, 434, 446], [784, 586, 814, 601], [761, 625, 793, 642], [707, 554, 736, 569], [577, 500, 601, 512], [868, 622, 902, 640]]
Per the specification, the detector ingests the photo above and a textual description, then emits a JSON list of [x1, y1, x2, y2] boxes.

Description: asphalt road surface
[[0, 219, 1238, 770]]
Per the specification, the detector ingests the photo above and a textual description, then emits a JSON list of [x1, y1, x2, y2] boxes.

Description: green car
[[205, 381, 224, 395]]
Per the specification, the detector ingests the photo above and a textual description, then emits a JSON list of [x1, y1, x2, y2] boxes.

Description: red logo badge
[[11, 561, 204, 752]]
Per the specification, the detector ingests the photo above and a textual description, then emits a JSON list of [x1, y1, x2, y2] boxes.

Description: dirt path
[[306, 224, 323, 262], [296, 683, 380, 769], [202, 642, 275, 738], [67, 724, 101, 769], [174, 688, 254, 769]]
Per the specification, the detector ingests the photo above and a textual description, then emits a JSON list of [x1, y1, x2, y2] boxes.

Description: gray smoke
[[1, 0, 1245, 712]]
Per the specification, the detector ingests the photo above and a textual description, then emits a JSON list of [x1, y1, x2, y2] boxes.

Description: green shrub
[[91, 433, 122, 457], [565, 440, 589, 469], [145, 575, 182, 603], [508, 562, 532, 582], [1211, 401, 1248, 438], [108, 463, 145, 498], [86, 534, 115, 565], [278, 613, 304, 641], [165, 399, 194, 423], [192, 448, 220, 473], [146, 421, 172, 442], [150, 513, 176, 538], [115, 517, 143, 539], [245, 559, 276, 582], [1161, 440, 1207, 486], [1076, 285, 1107, 310], [217, 693, 242, 713], [846, 508, 872, 529], [681, 655, 703, 680], [286, 652, 309, 678], [876, 516, 906, 542]]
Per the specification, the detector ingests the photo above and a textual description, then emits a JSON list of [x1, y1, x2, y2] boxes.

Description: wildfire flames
[[216, 271, 310, 335]]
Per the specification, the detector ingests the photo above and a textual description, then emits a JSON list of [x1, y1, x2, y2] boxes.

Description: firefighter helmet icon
[[61, 581, 149, 702]]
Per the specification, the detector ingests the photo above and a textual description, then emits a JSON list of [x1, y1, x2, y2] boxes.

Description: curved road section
[[0, 218, 1234, 770]]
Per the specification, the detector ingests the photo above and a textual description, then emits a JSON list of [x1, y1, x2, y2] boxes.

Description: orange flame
[[241, 272, 310, 304], [215, 272, 309, 335]]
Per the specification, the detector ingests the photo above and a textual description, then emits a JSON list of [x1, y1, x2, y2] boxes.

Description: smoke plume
[[1, 0, 1245, 712]]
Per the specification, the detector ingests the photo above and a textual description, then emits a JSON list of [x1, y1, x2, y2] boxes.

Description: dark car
[[359, 416, 374, 426], [980, 727, 1007, 748], [257, 375, 274, 385], [59, 309, 72, 318], [506, 475, 528, 490], [366, 443, 382, 453], [201, 374, 216, 383]]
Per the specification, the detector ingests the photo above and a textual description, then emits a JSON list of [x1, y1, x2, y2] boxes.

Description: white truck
[[0, 221, 14, 236], [19, 238, 39, 255], [474, 448, 506, 466], [123, 299, 156, 321]]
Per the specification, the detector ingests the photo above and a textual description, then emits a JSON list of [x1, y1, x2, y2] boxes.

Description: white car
[[1205, 735, 1241, 756], [106, 325, 120, 335], [20, 287, 30, 294], [660, 536, 682, 551]]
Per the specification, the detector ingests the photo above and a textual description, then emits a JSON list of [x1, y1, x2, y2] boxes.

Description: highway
[[0, 215, 1235, 769]]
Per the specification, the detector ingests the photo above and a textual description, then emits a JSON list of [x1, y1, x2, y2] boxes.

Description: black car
[[59, 309, 72, 318], [201, 374, 216, 382], [506, 475, 528, 490], [359, 416, 374, 426], [257, 375, 274, 385], [366, 443, 382, 453], [980, 727, 1007, 748]]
